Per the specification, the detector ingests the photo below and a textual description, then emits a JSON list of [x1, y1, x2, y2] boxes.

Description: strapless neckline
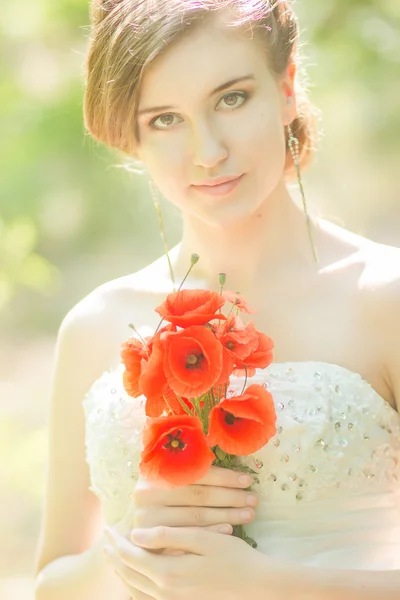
[[82, 355, 400, 573], [247, 360, 397, 416]]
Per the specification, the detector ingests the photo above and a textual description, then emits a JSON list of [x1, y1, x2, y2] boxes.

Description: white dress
[[83, 361, 400, 570]]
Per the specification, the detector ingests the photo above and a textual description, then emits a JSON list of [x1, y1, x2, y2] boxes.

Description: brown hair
[[84, 0, 320, 178]]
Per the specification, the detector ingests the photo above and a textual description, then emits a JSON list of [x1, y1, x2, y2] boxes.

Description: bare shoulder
[[364, 240, 400, 282], [362, 239, 400, 323], [353, 238, 400, 407], [36, 255, 174, 574], [62, 252, 175, 353], [321, 217, 400, 317], [362, 242, 400, 409], [318, 218, 400, 293], [358, 240, 400, 307], [317, 219, 400, 406]]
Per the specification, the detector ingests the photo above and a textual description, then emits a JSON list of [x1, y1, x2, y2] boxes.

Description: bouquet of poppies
[[120, 257, 277, 547]]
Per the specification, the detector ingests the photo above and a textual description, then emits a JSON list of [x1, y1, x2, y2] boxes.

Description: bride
[[34, 1, 400, 599]]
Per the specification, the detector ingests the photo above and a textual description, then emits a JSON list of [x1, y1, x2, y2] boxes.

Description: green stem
[[211, 451, 258, 548], [218, 273, 226, 314], [191, 397, 202, 419], [202, 393, 212, 435], [153, 255, 200, 336], [177, 256, 199, 291], [175, 395, 193, 417], [128, 324, 149, 354], [153, 199, 176, 292], [240, 366, 248, 395]]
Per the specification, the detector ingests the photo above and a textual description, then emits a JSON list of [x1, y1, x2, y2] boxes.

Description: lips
[[193, 175, 243, 187], [191, 174, 244, 197]]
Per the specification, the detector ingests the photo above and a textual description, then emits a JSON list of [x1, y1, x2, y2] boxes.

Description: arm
[[35, 533, 130, 600], [104, 524, 400, 600], [267, 260, 400, 600], [260, 558, 400, 600], [34, 302, 130, 600]]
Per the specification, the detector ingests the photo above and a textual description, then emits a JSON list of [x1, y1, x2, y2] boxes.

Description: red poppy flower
[[172, 395, 205, 416], [207, 384, 277, 455], [216, 346, 235, 387], [159, 387, 198, 416], [139, 337, 170, 417], [121, 337, 149, 397], [163, 325, 223, 398], [215, 315, 259, 362], [139, 415, 215, 487], [234, 331, 274, 377], [122, 324, 177, 417], [222, 291, 255, 314], [155, 289, 226, 328]]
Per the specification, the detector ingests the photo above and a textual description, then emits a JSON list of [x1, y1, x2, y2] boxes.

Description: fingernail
[[164, 548, 184, 556], [246, 494, 258, 506], [239, 474, 252, 486], [240, 509, 253, 521], [131, 529, 149, 543], [218, 524, 232, 534]]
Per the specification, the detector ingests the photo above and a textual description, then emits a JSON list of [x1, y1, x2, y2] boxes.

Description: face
[[135, 18, 296, 228]]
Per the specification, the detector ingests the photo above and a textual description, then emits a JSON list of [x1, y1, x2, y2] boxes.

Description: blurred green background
[[1, 0, 399, 597]]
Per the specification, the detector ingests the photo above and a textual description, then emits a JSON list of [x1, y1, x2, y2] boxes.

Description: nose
[[190, 120, 228, 169]]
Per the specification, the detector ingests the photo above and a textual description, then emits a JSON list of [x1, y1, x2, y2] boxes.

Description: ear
[[279, 62, 297, 126]]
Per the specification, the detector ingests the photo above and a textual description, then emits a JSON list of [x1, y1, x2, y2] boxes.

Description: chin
[[190, 199, 264, 230]]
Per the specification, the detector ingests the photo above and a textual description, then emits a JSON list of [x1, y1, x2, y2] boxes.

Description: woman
[[35, 1, 400, 599]]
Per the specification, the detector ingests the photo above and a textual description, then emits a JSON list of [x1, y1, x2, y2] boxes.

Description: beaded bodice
[[83, 361, 400, 568]]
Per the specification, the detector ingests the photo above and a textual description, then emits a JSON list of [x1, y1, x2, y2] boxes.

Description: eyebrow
[[137, 74, 255, 117]]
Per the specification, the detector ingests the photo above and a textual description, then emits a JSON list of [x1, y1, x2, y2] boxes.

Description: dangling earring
[[147, 177, 177, 290], [287, 124, 319, 264]]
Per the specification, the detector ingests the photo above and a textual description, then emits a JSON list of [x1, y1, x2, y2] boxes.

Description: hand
[[103, 525, 283, 600], [131, 465, 258, 534], [102, 465, 259, 596]]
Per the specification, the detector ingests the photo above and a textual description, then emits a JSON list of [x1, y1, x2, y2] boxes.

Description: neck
[[173, 177, 319, 293]]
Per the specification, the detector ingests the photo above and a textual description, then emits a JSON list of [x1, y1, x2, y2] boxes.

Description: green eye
[[217, 91, 249, 109], [149, 113, 182, 130], [148, 90, 250, 130]]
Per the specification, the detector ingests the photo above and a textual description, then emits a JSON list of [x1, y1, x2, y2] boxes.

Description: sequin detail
[[82, 361, 400, 520]]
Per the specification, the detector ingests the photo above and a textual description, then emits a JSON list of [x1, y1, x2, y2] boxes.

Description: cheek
[[239, 106, 287, 198], [229, 98, 286, 164], [252, 118, 286, 168], [250, 104, 284, 147], [139, 136, 188, 196]]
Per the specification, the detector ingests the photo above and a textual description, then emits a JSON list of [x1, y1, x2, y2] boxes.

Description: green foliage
[[0, 0, 399, 588], [0, 0, 399, 334]]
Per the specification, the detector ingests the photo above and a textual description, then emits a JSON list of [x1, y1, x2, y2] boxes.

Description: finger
[[129, 589, 157, 600], [129, 588, 157, 600], [131, 525, 227, 555], [161, 548, 186, 556], [194, 465, 255, 489], [134, 504, 255, 527], [130, 522, 232, 546], [131, 523, 231, 553], [167, 483, 258, 508], [104, 545, 158, 597], [133, 469, 256, 509], [204, 523, 233, 534], [106, 527, 167, 581]]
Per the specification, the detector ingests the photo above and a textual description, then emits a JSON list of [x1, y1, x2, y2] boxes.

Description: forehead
[[138, 21, 272, 106]]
